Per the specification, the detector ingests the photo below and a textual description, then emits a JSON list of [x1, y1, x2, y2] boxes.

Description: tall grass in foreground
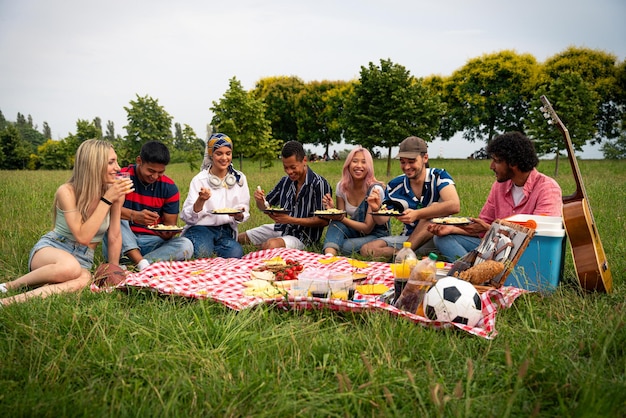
[[1, 158, 625, 417]]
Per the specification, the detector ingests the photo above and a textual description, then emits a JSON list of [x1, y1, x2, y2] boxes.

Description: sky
[[1, 0, 625, 159]]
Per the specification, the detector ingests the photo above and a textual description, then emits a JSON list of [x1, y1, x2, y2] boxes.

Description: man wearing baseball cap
[[360, 136, 461, 260]]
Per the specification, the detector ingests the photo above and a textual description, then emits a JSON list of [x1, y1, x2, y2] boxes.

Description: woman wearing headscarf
[[180, 133, 250, 258]]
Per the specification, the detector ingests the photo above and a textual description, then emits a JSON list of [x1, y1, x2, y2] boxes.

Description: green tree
[[601, 130, 626, 159], [14, 112, 46, 155], [36, 139, 73, 170], [104, 120, 116, 141], [0, 125, 31, 169], [172, 122, 204, 170], [93, 117, 103, 139], [64, 119, 104, 157], [443, 50, 539, 143], [42, 122, 51, 140], [296, 80, 348, 155], [211, 77, 279, 170], [252, 76, 305, 143], [526, 73, 599, 175], [543, 47, 623, 142], [123, 94, 173, 165], [342, 58, 443, 175]]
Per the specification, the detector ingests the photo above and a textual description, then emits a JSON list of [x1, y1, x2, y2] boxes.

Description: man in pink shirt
[[429, 131, 562, 261]]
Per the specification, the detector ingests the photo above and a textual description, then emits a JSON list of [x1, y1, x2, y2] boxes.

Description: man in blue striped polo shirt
[[360, 136, 461, 260], [238, 141, 332, 250]]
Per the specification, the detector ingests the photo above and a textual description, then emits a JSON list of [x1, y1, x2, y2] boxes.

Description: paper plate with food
[[431, 216, 472, 225], [147, 224, 184, 232], [263, 206, 290, 214], [370, 200, 404, 217], [314, 208, 347, 219], [211, 208, 243, 215]]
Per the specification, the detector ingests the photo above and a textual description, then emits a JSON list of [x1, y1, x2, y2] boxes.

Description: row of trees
[[1, 46, 625, 172]]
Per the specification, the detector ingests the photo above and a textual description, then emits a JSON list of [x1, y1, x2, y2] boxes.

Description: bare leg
[[406, 221, 434, 252], [261, 238, 286, 249], [4, 247, 83, 290], [360, 239, 396, 261], [1, 270, 92, 306], [237, 232, 251, 245], [125, 248, 144, 265]]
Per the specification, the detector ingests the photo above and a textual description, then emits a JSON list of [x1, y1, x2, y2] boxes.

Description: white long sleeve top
[[180, 169, 251, 236]]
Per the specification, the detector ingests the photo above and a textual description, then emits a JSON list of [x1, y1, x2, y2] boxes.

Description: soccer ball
[[424, 276, 483, 327]]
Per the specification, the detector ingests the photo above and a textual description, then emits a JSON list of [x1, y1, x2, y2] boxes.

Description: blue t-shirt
[[385, 167, 455, 236]]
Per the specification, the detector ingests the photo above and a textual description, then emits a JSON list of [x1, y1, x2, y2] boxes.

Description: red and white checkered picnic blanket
[[91, 248, 527, 339]]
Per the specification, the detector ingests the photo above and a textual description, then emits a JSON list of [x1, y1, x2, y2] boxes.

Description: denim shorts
[[29, 231, 95, 270]]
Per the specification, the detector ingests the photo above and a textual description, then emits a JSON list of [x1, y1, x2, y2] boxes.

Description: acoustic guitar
[[540, 95, 612, 293]]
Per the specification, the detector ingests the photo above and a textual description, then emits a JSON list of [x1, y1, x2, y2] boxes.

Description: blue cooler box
[[504, 215, 566, 292]]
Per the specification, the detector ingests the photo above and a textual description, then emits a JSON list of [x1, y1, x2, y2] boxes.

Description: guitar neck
[[561, 123, 589, 204], [539, 96, 587, 203]]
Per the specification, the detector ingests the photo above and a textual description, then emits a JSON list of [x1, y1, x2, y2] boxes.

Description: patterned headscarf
[[202, 133, 233, 170]]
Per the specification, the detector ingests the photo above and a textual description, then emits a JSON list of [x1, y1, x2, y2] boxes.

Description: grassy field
[[0, 157, 625, 417]]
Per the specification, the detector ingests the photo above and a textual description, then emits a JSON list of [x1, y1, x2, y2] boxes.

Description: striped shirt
[[386, 167, 455, 236], [121, 165, 181, 235], [266, 167, 331, 245]]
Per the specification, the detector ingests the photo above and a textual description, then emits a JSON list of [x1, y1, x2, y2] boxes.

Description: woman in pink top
[[429, 131, 562, 261]]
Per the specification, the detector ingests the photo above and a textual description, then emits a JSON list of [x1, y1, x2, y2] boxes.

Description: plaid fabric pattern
[[91, 248, 527, 339]]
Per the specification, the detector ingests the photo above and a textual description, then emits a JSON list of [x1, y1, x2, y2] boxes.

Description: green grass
[[1, 158, 625, 417]]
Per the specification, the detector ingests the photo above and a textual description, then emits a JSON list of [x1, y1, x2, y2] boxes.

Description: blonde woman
[[0, 140, 132, 305]]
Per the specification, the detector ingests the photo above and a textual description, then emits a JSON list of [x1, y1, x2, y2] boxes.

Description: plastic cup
[[290, 281, 308, 298]]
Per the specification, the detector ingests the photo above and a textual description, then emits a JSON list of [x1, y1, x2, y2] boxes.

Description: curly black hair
[[486, 132, 538, 172], [281, 140, 306, 161]]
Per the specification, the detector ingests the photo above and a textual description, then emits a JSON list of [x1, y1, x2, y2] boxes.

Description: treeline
[[1, 46, 625, 171]]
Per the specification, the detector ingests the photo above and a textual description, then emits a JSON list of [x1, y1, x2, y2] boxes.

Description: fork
[[257, 185, 270, 209]]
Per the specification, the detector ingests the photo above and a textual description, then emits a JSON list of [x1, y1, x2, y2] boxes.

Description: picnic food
[[250, 270, 275, 281], [212, 208, 243, 213], [431, 216, 471, 225], [373, 204, 401, 215], [455, 260, 505, 285], [252, 257, 303, 281], [314, 208, 346, 216], [147, 224, 183, 231], [356, 284, 389, 295], [242, 279, 283, 297]]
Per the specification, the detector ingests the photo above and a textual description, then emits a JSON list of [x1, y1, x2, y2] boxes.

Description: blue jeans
[[323, 220, 388, 256], [183, 224, 244, 259], [103, 220, 193, 263], [433, 234, 481, 262]]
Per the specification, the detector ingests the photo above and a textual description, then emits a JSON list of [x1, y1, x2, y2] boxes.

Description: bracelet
[[100, 197, 113, 206]]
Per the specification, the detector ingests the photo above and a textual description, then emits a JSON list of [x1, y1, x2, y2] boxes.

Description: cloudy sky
[[1, 0, 624, 158]]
